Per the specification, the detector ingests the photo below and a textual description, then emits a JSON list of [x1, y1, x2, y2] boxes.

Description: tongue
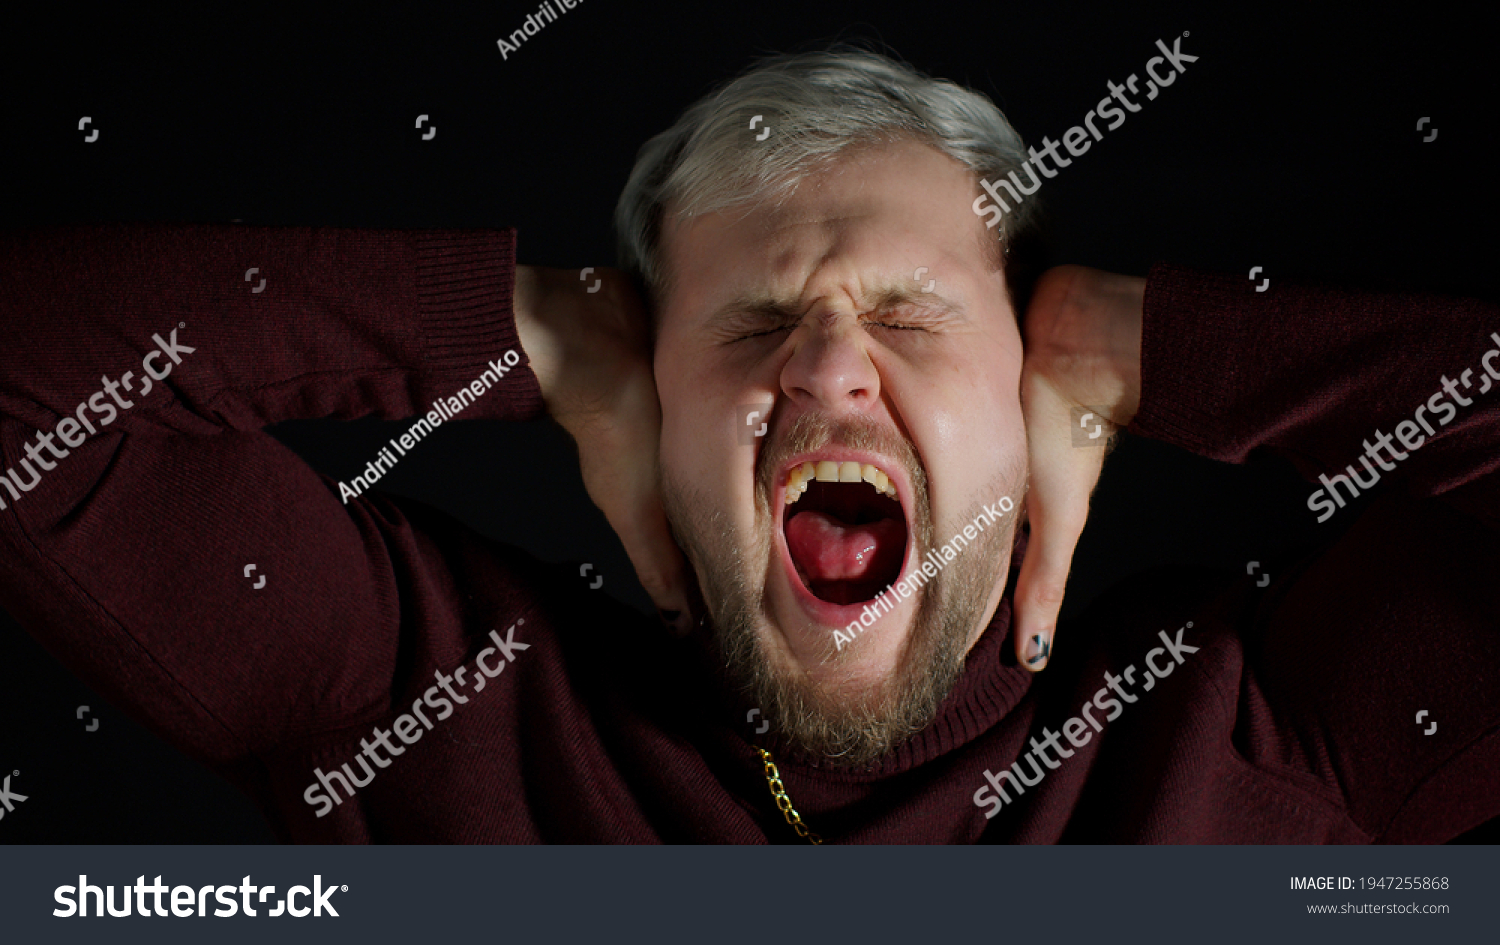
[[785, 509, 904, 585]]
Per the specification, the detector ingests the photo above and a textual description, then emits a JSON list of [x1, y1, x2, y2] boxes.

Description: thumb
[[1013, 382, 1106, 671]]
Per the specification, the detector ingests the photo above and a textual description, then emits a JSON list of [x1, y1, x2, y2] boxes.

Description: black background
[[0, 1, 1494, 842]]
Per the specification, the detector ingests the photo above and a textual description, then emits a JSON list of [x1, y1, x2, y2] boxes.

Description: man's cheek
[[736, 402, 774, 445]]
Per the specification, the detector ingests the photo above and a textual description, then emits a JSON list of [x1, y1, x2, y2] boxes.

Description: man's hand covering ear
[[1013, 265, 1144, 670], [514, 265, 693, 635]]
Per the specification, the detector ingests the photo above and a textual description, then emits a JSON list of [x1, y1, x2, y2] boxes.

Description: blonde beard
[[661, 412, 1024, 767]]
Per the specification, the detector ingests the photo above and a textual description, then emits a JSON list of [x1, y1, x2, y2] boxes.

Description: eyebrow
[[705, 282, 963, 329]]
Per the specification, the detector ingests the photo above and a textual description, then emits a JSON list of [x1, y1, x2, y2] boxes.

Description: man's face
[[655, 138, 1027, 765]]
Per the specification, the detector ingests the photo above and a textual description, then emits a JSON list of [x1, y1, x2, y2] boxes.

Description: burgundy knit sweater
[[1, 224, 1496, 843]]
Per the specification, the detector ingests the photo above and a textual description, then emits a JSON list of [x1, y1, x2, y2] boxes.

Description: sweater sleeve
[[0, 223, 545, 768], [1129, 263, 1500, 529], [1129, 263, 1500, 841]]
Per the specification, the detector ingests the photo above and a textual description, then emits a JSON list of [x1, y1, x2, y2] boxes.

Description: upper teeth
[[784, 460, 897, 505]]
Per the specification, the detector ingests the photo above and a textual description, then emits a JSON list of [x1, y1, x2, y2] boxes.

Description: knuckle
[[1028, 579, 1069, 607]]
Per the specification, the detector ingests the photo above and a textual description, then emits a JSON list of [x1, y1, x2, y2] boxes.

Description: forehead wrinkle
[[694, 193, 971, 329], [771, 215, 969, 316]]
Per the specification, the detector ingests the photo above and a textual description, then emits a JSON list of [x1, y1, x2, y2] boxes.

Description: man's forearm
[[0, 223, 539, 433], [0, 223, 543, 771], [1130, 263, 1500, 516]]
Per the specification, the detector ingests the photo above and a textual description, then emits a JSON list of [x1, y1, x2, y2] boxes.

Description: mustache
[[754, 412, 927, 504]]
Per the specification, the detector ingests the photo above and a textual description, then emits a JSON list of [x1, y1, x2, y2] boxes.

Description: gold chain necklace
[[756, 747, 823, 844]]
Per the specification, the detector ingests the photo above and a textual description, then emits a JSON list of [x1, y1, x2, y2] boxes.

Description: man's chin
[[762, 621, 910, 707], [763, 582, 921, 686], [709, 583, 974, 769]]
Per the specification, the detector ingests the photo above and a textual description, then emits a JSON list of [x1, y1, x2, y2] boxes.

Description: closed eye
[[715, 295, 955, 343], [736, 320, 923, 341], [734, 326, 794, 341]]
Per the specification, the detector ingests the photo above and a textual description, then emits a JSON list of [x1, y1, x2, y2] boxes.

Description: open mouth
[[779, 459, 909, 606]]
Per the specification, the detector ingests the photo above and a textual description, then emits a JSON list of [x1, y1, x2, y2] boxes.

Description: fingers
[[572, 367, 695, 636], [1012, 265, 1142, 669], [1013, 376, 1106, 671], [611, 485, 694, 637], [578, 435, 693, 635], [525, 267, 696, 635], [1012, 499, 1083, 672]]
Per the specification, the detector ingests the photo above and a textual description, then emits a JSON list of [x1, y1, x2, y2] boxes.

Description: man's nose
[[779, 315, 881, 416]]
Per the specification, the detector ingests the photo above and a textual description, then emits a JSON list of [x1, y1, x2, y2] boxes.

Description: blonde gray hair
[[614, 43, 1041, 304]]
